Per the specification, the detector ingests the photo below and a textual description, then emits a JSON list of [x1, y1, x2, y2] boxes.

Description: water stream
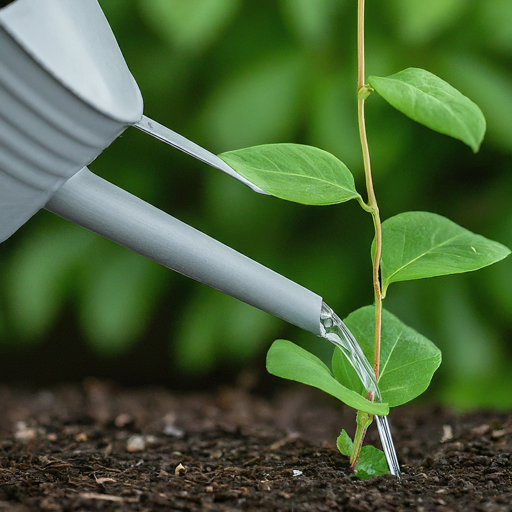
[[320, 303, 401, 478]]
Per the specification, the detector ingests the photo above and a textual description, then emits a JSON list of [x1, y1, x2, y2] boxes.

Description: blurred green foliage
[[1, 0, 512, 409]]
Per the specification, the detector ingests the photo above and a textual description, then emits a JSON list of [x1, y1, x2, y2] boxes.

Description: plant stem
[[349, 0, 383, 472], [350, 409, 374, 470], [357, 0, 382, 381]]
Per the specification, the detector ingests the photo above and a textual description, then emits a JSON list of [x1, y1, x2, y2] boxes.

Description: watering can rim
[[0, 0, 143, 124]]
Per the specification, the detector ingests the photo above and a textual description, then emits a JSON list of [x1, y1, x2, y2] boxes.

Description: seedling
[[219, 0, 510, 478]]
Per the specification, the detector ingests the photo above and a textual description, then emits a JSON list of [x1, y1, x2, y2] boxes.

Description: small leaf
[[336, 430, 353, 457], [355, 446, 389, 480], [369, 68, 486, 152], [336, 430, 388, 480], [267, 340, 389, 415], [219, 143, 360, 205], [333, 307, 442, 407], [376, 212, 511, 296]]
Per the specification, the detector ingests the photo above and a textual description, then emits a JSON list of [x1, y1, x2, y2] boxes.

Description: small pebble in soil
[[14, 421, 38, 442], [441, 424, 453, 443], [175, 463, 186, 476], [126, 435, 146, 452]]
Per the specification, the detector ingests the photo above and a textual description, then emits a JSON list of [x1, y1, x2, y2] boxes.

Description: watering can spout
[[0, 0, 324, 336], [45, 168, 324, 336]]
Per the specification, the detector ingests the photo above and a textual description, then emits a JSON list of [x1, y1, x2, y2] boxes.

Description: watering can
[[0, 0, 402, 477], [0, 0, 324, 336]]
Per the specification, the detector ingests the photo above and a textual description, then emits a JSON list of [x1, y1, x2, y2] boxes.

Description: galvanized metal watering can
[[0, 0, 324, 336]]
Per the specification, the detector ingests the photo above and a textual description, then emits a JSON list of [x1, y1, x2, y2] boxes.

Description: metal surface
[[0, 0, 142, 122], [46, 168, 324, 336], [0, 0, 142, 242]]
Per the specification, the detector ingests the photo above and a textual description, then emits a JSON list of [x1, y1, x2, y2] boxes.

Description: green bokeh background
[[1, 0, 512, 409]]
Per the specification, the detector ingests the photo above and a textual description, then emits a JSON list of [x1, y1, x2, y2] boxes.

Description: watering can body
[[0, 0, 142, 242], [0, 0, 324, 336]]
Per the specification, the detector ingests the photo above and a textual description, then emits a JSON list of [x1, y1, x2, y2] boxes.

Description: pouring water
[[320, 303, 401, 478]]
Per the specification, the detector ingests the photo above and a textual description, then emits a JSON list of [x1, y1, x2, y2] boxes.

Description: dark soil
[[1, 380, 511, 511]]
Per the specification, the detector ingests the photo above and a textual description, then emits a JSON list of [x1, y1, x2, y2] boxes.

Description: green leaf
[[355, 446, 389, 480], [5, 224, 96, 342], [332, 340, 366, 397], [369, 68, 486, 152], [139, 0, 240, 51], [376, 212, 511, 296], [336, 430, 388, 480], [219, 143, 360, 205], [336, 430, 353, 457], [389, 0, 467, 44], [80, 251, 167, 355], [280, 0, 343, 46], [333, 307, 442, 407], [266, 340, 389, 415]]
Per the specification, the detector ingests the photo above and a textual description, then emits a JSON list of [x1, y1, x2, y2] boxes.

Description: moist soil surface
[[1, 380, 511, 511]]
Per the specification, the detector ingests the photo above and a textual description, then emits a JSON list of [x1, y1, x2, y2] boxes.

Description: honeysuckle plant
[[219, 0, 510, 478]]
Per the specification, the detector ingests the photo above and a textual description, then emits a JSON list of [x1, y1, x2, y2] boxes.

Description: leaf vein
[[386, 232, 466, 283]]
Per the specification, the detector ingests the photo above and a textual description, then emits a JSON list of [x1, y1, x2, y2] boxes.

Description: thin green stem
[[357, 0, 382, 381], [350, 409, 374, 470], [349, 0, 383, 472]]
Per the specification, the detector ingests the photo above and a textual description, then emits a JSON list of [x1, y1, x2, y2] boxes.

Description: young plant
[[219, 1, 510, 478]]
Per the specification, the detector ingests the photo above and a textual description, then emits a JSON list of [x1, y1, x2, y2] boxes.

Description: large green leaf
[[369, 68, 486, 152], [219, 143, 360, 205], [333, 307, 442, 407], [376, 212, 511, 296], [266, 340, 389, 415]]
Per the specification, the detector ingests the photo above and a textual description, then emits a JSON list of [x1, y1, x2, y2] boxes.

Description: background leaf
[[79, 250, 168, 356], [377, 212, 511, 295], [5, 225, 96, 343], [199, 53, 306, 150], [138, 0, 240, 52], [219, 143, 360, 205], [333, 306, 442, 407], [279, 0, 345, 47], [175, 287, 279, 374], [369, 68, 486, 152], [266, 340, 389, 415], [389, 0, 467, 45]]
